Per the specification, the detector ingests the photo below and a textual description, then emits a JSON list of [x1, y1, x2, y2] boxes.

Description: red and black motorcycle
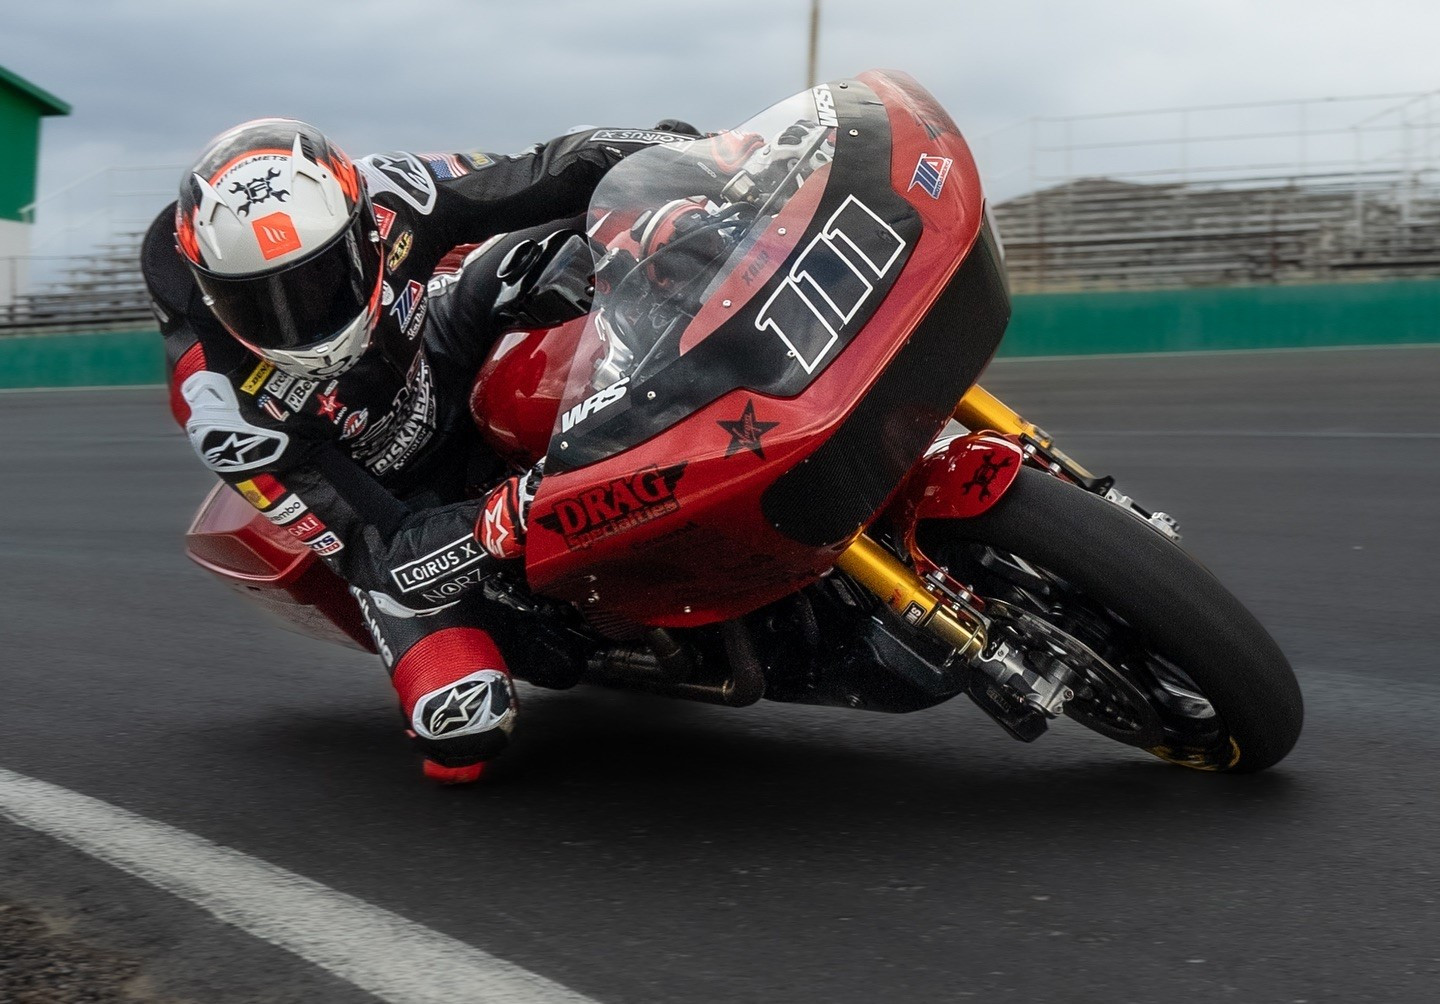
[[187, 71, 1303, 773]]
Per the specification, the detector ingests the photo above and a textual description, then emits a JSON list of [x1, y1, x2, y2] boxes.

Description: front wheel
[[919, 467, 1303, 773]]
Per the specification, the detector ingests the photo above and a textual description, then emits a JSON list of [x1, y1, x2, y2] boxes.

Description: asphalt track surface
[[1, 345, 1438, 1003]]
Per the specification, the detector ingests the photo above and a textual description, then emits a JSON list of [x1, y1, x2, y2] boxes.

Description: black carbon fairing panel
[[759, 222, 1010, 548]]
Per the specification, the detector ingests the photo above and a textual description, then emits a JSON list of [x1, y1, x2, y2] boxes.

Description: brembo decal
[[183, 372, 290, 473], [534, 462, 687, 550], [754, 194, 906, 374], [390, 534, 488, 594], [262, 494, 309, 526]]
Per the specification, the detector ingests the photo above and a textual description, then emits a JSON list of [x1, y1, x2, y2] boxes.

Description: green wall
[[0, 87, 42, 222], [1, 278, 1438, 389], [0, 330, 165, 389], [998, 278, 1440, 356]]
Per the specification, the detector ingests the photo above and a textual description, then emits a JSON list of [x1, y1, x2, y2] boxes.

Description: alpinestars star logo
[[414, 670, 514, 739], [961, 450, 1016, 501], [717, 399, 779, 459], [201, 431, 286, 471]]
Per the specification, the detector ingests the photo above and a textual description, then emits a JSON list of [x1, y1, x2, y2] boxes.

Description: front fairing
[[546, 82, 921, 474], [526, 71, 1006, 627]]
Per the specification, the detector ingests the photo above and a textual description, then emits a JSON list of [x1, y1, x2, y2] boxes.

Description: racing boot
[[391, 627, 519, 785]]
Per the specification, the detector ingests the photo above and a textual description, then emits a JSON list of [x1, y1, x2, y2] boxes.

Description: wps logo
[[252, 211, 302, 260], [534, 463, 686, 550], [754, 195, 905, 374], [560, 379, 628, 433]]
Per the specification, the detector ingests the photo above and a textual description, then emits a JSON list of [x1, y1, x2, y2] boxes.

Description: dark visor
[[195, 201, 382, 352]]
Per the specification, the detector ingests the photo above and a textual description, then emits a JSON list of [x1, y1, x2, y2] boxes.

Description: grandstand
[[2, 89, 1439, 333]]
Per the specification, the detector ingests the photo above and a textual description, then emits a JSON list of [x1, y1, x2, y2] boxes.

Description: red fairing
[[898, 434, 1025, 521], [522, 70, 995, 627], [470, 320, 586, 467], [889, 433, 1024, 575]]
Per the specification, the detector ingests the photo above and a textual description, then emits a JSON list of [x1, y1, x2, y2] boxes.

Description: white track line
[[0, 767, 597, 1004]]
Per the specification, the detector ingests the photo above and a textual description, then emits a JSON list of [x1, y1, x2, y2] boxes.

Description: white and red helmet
[[176, 119, 383, 378]]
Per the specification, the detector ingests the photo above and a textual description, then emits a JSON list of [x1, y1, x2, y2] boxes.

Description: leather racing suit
[[141, 126, 701, 776]]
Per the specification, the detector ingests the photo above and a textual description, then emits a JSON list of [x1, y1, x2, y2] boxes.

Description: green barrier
[[999, 278, 1440, 356], [3, 278, 1439, 389], [0, 329, 164, 389]]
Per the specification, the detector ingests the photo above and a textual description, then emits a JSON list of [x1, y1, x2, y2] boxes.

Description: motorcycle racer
[[142, 117, 700, 782]]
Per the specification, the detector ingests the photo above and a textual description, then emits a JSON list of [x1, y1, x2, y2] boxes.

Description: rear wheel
[[920, 467, 1303, 772]]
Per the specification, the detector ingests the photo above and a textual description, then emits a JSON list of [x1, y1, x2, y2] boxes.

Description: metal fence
[[5, 90, 1440, 332]]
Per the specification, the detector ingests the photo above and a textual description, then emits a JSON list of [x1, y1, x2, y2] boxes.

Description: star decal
[[315, 387, 343, 421], [428, 681, 492, 736], [717, 399, 779, 459]]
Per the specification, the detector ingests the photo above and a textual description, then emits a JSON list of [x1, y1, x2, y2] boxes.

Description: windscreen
[[547, 81, 921, 473]]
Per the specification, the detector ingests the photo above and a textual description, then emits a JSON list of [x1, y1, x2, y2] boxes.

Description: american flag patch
[[909, 154, 953, 199], [258, 396, 290, 422], [420, 153, 469, 181]]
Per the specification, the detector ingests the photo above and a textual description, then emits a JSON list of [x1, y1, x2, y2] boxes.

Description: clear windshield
[[548, 82, 918, 473]]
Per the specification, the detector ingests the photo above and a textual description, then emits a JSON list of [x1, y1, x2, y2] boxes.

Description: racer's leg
[[352, 585, 518, 783]]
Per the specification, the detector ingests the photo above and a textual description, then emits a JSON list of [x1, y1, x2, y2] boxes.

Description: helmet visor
[[195, 202, 382, 352]]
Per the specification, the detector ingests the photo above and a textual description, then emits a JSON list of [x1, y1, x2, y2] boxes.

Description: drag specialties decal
[[754, 194, 906, 375], [261, 493, 308, 526], [588, 128, 692, 146], [183, 372, 290, 473], [420, 152, 468, 180], [386, 230, 414, 271], [229, 167, 289, 217], [251, 211, 302, 260], [411, 669, 515, 740], [390, 534, 488, 594], [389, 278, 427, 338], [559, 379, 628, 433], [372, 203, 397, 241], [534, 462, 687, 550], [909, 153, 953, 199], [358, 153, 438, 215], [718, 399, 779, 459], [240, 360, 275, 395], [348, 355, 435, 475]]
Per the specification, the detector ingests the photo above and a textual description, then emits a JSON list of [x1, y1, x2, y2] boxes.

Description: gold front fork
[[954, 384, 1102, 483], [832, 534, 987, 662]]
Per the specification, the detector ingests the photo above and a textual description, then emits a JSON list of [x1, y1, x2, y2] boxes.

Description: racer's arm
[[145, 210, 498, 618], [391, 123, 705, 249]]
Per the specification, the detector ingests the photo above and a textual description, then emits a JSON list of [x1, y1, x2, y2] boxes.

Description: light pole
[[807, 0, 821, 88]]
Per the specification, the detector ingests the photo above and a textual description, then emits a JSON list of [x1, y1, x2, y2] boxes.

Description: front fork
[[831, 383, 1176, 680]]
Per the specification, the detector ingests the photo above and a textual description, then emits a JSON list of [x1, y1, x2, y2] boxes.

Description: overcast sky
[[5, 0, 1439, 227]]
